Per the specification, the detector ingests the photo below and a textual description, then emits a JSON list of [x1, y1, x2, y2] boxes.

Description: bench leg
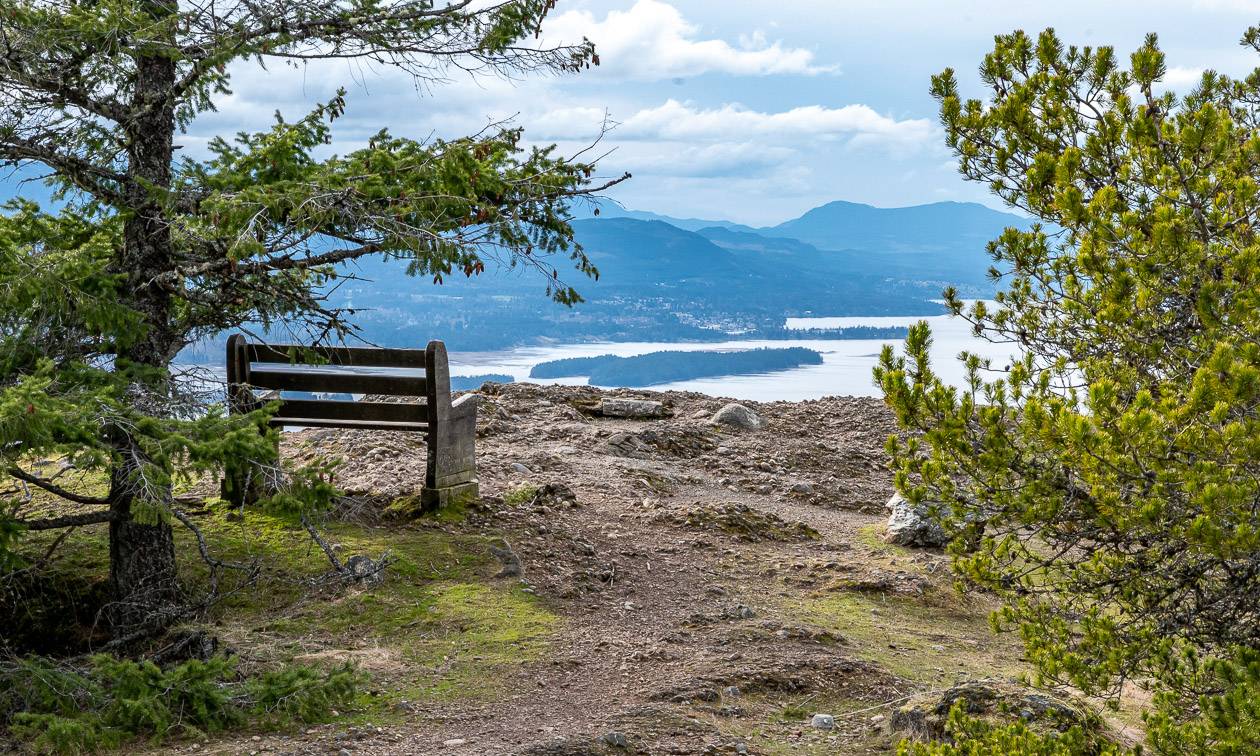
[[421, 394, 479, 511]]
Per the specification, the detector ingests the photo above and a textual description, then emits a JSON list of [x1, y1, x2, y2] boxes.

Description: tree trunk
[[107, 0, 182, 637], [108, 463, 180, 635]]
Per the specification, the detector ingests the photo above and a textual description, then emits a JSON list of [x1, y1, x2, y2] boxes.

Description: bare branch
[[21, 510, 114, 531], [7, 466, 111, 507]]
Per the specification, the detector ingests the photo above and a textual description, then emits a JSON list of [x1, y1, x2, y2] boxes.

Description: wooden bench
[[222, 335, 478, 510]]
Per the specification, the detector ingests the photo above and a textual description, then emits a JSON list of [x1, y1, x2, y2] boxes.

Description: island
[[529, 347, 824, 387]]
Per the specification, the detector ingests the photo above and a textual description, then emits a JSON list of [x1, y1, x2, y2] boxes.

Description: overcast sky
[[17, 1, 1260, 225]]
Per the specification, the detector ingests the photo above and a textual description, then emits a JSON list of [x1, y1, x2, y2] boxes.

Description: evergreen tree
[[0, 0, 624, 636], [876, 26, 1260, 710]]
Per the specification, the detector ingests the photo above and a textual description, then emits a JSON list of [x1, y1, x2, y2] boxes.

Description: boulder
[[598, 398, 669, 419], [884, 493, 948, 548], [710, 403, 764, 430], [888, 679, 1095, 743]]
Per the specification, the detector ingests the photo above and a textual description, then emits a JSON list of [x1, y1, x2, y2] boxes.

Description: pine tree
[[876, 27, 1260, 705], [0, 0, 624, 636]]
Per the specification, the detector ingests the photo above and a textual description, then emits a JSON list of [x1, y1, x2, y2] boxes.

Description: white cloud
[[1161, 65, 1206, 89], [542, 0, 836, 80], [608, 100, 936, 155]]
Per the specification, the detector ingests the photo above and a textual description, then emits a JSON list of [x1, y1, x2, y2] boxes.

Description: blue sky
[[8, 1, 1260, 225]]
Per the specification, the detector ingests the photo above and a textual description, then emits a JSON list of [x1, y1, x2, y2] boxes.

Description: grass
[[788, 588, 1026, 687], [5, 481, 562, 728]]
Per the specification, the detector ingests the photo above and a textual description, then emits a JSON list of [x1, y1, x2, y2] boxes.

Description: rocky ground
[[179, 383, 1042, 756]]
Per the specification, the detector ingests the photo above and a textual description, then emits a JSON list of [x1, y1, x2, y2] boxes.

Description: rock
[[606, 427, 717, 459], [810, 713, 835, 730], [789, 482, 814, 496], [443, 738, 467, 747], [511, 462, 532, 474], [710, 403, 764, 430], [490, 539, 523, 578], [602, 731, 628, 748], [345, 554, 384, 584], [598, 398, 668, 419], [888, 680, 1094, 743], [884, 493, 948, 548]]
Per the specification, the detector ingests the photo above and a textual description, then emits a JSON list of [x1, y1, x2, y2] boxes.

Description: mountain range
[[182, 199, 1032, 359]]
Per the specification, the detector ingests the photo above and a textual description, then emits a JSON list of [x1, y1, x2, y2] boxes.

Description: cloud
[[542, 0, 836, 80], [599, 141, 798, 178], [554, 100, 935, 156], [1161, 66, 1206, 90]]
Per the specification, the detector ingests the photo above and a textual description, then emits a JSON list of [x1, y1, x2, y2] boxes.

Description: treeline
[[530, 347, 823, 387], [451, 374, 513, 391]]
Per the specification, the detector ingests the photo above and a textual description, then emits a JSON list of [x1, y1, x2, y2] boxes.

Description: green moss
[[503, 484, 539, 506], [790, 591, 1025, 685], [856, 524, 915, 559], [10, 499, 558, 721]]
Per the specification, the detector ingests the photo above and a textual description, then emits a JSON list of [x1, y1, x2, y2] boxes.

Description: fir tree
[[0, 0, 625, 636], [877, 26, 1260, 710]]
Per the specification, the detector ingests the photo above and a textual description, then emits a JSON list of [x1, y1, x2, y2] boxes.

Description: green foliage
[[0, 0, 618, 616], [0, 654, 358, 754], [897, 701, 1122, 756], [875, 23, 1260, 748], [247, 662, 360, 726], [1144, 647, 1260, 755]]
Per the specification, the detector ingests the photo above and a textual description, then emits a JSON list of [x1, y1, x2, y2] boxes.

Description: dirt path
[[194, 384, 1007, 756]]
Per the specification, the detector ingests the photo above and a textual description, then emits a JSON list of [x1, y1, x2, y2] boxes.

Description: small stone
[[810, 713, 836, 730], [710, 403, 764, 430], [251, 736, 262, 742], [603, 731, 628, 748], [511, 462, 532, 474], [723, 686, 741, 698], [736, 743, 749, 754], [339, 750, 352, 756], [735, 605, 756, 619], [443, 739, 466, 747], [623, 601, 637, 611], [790, 482, 814, 496]]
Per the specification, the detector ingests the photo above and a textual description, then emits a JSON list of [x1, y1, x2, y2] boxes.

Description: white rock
[[810, 713, 836, 730], [710, 403, 764, 430], [884, 493, 949, 547]]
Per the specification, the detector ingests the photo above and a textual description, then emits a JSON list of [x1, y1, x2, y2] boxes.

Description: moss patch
[[789, 590, 1026, 686], [7, 501, 561, 722]]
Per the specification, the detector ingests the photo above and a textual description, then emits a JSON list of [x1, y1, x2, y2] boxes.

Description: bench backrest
[[225, 335, 455, 435]]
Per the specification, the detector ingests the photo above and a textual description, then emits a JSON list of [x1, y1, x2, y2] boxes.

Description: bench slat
[[267, 417, 430, 432], [248, 343, 428, 368], [273, 399, 427, 424], [247, 368, 427, 396]]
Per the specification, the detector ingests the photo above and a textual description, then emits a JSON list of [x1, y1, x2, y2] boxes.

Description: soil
[[177, 383, 1010, 756]]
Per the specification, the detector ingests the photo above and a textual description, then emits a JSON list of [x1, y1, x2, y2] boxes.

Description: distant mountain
[[185, 200, 1022, 358], [768, 200, 1027, 250], [571, 198, 756, 233], [694, 226, 826, 257]]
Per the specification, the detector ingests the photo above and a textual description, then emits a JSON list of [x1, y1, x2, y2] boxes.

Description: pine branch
[[0, 136, 129, 203]]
